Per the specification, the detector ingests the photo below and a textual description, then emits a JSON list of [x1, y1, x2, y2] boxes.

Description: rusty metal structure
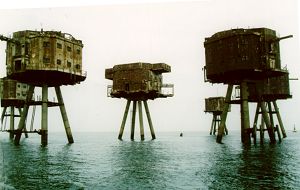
[[204, 97, 229, 135], [106, 62, 174, 140], [0, 30, 86, 146], [0, 78, 28, 138], [204, 28, 293, 144]]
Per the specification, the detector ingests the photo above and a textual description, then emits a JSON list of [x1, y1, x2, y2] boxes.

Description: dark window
[[17, 84, 21, 88], [77, 49, 81, 54], [67, 61, 71, 67], [75, 64, 80, 69], [67, 46, 72, 52], [25, 43, 29, 55], [43, 41, 50, 48], [15, 60, 21, 71], [57, 43, 62, 49], [43, 57, 50, 63], [57, 59, 61, 65], [15, 44, 21, 56]]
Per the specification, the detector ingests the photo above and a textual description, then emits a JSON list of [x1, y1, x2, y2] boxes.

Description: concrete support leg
[[9, 106, 14, 139], [276, 124, 282, 142], [252, 103, 260, 144], [138, 101, 145, 141], [55, 86, 74, 144], [217, 84, 233, 143], [272, 101, 287, 138], [118, 100, 131, 140], [240, 82, 251, 144], [131, 101, 137, 140], [209, 115, 214, 135], [18, 108, 28, 138], [260, 101, 276, 143], [213, 115, 217, 135], [14, 85, 35, 145], [143, 100, 156, 140], [1, 107, 7, 125], [260, 114, 265, 144], [267, 102, 275, 132], [41, 84, 48, 146]]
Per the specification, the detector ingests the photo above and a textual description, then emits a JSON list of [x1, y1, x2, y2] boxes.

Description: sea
[[0, 131, 300, 190]]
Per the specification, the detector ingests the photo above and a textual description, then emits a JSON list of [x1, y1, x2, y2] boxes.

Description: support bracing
[[14, 85, 35, 145], [272, 101, 287, 138], [259, 101, 276, 143], [210, 114, 226, 136], [55, 86, 74, 144], [216, 84, 233, 143]]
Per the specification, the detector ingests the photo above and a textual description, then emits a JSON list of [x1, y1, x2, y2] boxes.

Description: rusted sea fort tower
[[0, 30, 86, 145], [204, 97, 229, 135], [105, 62, 174, 140], [0, 78, 29, 138], [203, 28, 292, 144]]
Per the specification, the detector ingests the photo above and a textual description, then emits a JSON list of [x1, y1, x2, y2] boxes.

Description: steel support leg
[[1, 107, 7, 124], [209, 115, 214, 135], [252, 103, 260, 144], [138, 101, 145, 141], [118, 100, 131, 140], [217, 84, 233, 143], [240, 82, 251, 144], [260, 101, 276, 143], [55, 86, 74, 144], [41, 84, 48, 146], [9, 106, 14, 139], [272, 101, 287, 138], [14, 85, 35, 145], [143, 100, 156, 140], [131, 101, 137, 140]]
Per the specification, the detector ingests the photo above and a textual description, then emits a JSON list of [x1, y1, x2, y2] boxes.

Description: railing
[[161, 84, 174, 97], [107, 85, 113, 97], [14, 64, 87, 77]]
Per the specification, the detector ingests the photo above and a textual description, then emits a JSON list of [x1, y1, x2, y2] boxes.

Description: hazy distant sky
[[0, 0, 299, 135]]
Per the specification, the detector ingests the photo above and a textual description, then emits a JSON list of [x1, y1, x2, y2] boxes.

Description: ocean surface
[[1, 131, 300, 189]]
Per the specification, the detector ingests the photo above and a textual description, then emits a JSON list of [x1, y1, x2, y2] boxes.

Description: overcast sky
[[0, 0, 299, 136]]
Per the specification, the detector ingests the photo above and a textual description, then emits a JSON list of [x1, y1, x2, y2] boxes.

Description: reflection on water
[[0, 131, 300, 189]]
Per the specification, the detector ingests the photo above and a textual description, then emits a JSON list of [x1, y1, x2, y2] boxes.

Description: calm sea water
[[0, 131, 300, 189]]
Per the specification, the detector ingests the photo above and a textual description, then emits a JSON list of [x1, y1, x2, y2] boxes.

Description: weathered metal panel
[[3, 30, 85, 86], [205, 97, 228, 113], [204, 28, 286, 83], [0, 78, 28, 100], [106, 62, 172, 100], [248, 72, 291, 101]]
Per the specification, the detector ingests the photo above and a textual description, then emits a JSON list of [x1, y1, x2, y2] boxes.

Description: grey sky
[[0, 0, 299, 134]]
